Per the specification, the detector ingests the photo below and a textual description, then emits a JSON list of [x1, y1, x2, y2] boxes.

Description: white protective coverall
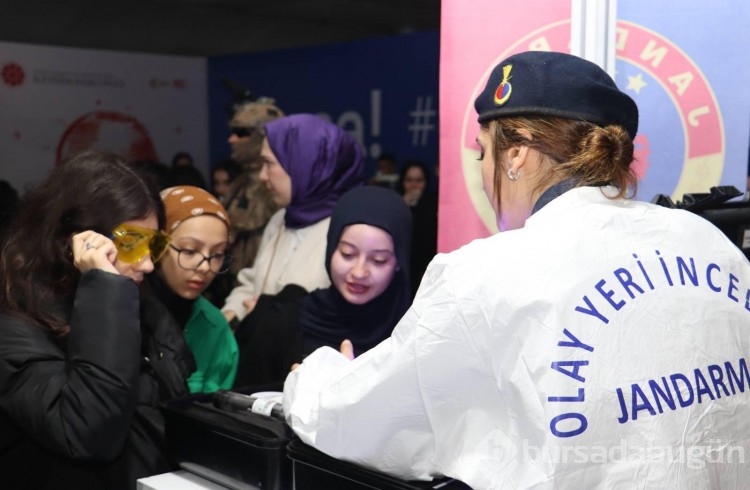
[[284, 186, 750, 489]]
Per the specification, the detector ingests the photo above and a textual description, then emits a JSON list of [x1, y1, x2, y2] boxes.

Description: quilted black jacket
[[0, 269, 195, 489]]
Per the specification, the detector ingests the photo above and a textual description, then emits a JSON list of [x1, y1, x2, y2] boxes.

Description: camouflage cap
[[230, 98, 284, 130]]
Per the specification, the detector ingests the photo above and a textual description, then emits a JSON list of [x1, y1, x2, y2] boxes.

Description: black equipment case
[[163, 386, 293, 490], [164, 385, 472, 489], [286, 438, 472, 490]]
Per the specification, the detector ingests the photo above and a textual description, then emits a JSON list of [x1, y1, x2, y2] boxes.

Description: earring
[[507, 168, 520, 181]]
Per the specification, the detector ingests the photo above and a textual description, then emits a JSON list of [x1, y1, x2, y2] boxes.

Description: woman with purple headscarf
[[221, 114, 364, 328]]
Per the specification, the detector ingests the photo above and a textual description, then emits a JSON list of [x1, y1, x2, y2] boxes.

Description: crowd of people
[[1, 49, 749, 490], [0, 105, 435, 488]]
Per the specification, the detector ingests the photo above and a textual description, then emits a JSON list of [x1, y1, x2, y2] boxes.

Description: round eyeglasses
[[169, 244, 231, 274]]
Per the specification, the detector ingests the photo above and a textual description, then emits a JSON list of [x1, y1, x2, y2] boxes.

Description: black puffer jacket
[[0, 270, 195, 489]]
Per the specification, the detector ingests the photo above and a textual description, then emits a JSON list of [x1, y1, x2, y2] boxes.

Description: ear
[[506, 144, 531, 174], [506, 129, 533, 174]]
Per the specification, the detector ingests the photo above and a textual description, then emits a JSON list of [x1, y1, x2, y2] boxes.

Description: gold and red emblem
[[493, 64, 513, 105]]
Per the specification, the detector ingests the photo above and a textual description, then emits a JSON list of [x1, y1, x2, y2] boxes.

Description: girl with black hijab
[[299, 185, 412, 356], [234, 185, 412, 386]]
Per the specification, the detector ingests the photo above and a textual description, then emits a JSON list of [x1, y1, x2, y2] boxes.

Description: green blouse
[[184, 296, 238, 393]]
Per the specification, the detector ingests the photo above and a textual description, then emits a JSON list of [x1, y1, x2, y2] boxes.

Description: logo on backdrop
[[460, 20, 723, 234], [31, 69, 125, 88], [0, 63, 126, 89], [56, 111, 158, 164], [1, 62, 25, 87], [149, 77, 187, 89], [615, 20, 723, 203]]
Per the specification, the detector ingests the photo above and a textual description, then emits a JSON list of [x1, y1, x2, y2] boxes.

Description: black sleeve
[[233, 284, 308, 388], [0, 270, 142, 462]]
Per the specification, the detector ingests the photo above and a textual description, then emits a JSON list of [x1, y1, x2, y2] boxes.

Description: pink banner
[[438, 1, 573, 252]]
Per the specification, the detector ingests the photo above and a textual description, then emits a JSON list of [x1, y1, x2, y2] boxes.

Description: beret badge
[[493, 64, 513, 106]]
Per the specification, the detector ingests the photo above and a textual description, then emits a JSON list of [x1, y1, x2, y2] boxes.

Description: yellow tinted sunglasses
[[111, 224, 172, 264]]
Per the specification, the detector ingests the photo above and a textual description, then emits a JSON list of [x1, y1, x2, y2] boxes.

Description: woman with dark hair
[[235, 185, 412, 386], [0, 150, 194, 489], [171, 151, 194, 168], [212, 159, 242, 200], [397, 160, 438, 296], [167, 151, 207, 190], [168, 164, 208, 190]]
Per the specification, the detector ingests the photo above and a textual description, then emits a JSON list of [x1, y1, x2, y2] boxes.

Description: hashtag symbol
[[408, 96, 436, 147]]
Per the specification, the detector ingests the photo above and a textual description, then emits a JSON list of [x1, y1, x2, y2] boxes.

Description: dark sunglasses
[[229, 126, 256, 138]]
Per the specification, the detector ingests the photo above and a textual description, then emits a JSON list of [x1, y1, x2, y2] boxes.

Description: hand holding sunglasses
[[71, 230, 120, 275]]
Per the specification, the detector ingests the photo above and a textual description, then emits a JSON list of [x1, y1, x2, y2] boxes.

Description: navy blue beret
[[474, 51, 638, 139]]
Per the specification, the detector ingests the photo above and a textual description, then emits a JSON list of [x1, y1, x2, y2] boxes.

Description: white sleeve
[[282, 258, 461, 481], [283, 218, 331, 293], [221, 267, 256, 321], [222, 210, 283, 321]]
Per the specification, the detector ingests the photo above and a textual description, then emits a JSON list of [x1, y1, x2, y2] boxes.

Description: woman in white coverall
[[283, 51, 750, 489]]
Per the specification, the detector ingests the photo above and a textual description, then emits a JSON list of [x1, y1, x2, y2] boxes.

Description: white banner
[[0, 41, 208, 193]]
